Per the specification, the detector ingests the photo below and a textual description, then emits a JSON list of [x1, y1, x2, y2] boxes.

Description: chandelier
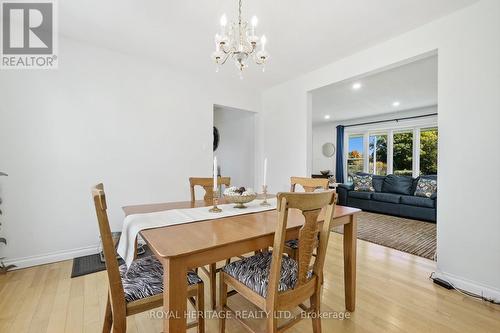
[[212, 0, 269, 77]]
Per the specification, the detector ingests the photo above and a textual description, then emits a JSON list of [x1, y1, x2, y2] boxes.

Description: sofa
[[337, 173, 437, 222]]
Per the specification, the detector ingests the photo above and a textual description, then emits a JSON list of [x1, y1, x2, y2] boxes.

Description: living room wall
[[261, 0, 500, 300], [0, 37, 259, 268]]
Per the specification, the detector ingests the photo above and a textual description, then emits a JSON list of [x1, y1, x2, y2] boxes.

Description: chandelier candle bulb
[[251, 16, 258, 35], [220, 14, 227, 27], [261, 35, 267, 51], [220, 14, 227, 35], [215, 34, 221, 52]]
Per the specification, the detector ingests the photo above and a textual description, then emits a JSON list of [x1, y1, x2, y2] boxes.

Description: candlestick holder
[[209, 190, 222, 213], [260, 185, 270, 206]]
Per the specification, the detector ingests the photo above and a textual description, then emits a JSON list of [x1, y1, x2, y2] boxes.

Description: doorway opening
[[213, 105, 256, 189], [309, 52, 438, 261]]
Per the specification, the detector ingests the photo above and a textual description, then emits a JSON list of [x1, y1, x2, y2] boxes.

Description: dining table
[[123, 197, 360, 333]]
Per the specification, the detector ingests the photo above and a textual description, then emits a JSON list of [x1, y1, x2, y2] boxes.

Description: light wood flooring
[[1, 233, 499, 333]]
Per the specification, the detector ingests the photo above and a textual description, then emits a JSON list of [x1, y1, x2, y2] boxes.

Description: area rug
[[71, 246, 152, 278], [333, 212, 436, 260]]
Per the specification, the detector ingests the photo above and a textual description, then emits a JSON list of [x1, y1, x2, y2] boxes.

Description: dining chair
[[219, 191, 337, 333], [189, 176, 231, 202], [285, 177, 329, 259], [290, 176, 329, 193], [189, 176, 231, 310], [92, 183, 205, 333]]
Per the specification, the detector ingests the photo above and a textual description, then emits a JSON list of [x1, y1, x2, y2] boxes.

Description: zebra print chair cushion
[[118, 256, 202, 303], [286, 235, 320, 250], [285, 239, 299, 249], [222, 251, 311, 297]]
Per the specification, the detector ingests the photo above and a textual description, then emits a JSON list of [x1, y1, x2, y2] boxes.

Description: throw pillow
[[414, 178, 437, 198], [352, 174, 375, 192], [382, 174, 413, 195]]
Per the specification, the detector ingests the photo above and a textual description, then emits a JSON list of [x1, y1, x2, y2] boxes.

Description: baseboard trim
[[4, 244, 99, 270], [434, 271, 500, 303]]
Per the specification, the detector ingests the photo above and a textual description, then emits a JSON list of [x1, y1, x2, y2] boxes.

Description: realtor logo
[[1, 0, 58, 69]]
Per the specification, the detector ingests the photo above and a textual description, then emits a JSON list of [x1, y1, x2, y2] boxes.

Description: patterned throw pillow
[[352, 174, 375, 192], [414, 178, 437, 198]]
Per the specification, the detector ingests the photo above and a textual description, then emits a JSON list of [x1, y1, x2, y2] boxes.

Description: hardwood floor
[[1, 233, 499, 333]]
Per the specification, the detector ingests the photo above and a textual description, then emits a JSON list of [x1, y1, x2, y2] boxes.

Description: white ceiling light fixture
[[352, 82, 362, 90], [392, 101, 401, 107], [212, 0, 269, 78], [324, 115, 331, 120]]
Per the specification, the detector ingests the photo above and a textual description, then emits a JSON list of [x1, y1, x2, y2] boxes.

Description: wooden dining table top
[[123, 199, 360, 260]]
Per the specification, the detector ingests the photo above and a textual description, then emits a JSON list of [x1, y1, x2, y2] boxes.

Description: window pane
[[393, 131, 413, 176], [347, 134, 364, 177], [420, 127, 438, 175], [369, 134, 388, 175]]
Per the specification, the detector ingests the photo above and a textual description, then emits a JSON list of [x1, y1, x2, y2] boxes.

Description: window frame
[[393, 129, 415, 177], [419, 127, 439, 175], [343, 117, 437, 181], [345, 133, 365, 178], [368, 132, 389, 176]]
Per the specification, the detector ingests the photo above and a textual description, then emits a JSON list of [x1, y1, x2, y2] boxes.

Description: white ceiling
[[59, 0, 476, 90], [311, 55, 438, 124]]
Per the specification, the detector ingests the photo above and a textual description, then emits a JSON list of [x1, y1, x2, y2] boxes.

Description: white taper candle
[[213, 156, 218, 190], [263, 157, 268, 186]]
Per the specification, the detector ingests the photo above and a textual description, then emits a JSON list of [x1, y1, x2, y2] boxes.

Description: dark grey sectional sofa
[[337, 173, 437, 222]]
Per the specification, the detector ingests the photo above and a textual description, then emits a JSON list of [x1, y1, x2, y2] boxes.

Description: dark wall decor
[[0, 172, 15, 274], [213, 126, 220, 151]]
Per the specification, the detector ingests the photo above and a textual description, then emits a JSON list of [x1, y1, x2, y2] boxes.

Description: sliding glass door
[[420, 127, 438, 175], [347, 134, 364, 176], [393, 131, 413, 176], [369, 133, 388, 175]]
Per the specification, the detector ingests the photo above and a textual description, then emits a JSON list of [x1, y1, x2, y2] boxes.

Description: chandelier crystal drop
[[212, 0, 269, 77]]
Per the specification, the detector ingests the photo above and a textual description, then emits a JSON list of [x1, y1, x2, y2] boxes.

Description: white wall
[[261, 0, 500, 300], [311, 123, 335, 175], [0, 37, 259, 268], [213, 107, 256, 189]]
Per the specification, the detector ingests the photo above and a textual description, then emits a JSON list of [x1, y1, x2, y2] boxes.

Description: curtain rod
[[343, 113, 438, 128]]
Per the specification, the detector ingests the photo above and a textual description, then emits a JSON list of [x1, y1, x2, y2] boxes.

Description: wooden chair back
[[290, 177, 329, 193], [91, 184, 126, 320], [267, 191, 337, 306], [189, 177, 231, 202]]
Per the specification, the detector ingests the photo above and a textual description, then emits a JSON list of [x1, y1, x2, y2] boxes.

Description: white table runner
[[117, 198, 277, 268]]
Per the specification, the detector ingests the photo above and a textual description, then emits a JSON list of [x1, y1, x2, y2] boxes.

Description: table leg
[[163, 257, 187, 333], [343, 213, 357, 312]]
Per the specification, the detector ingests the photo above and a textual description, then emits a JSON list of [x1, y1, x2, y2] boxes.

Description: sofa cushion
[[352, 174, 375, 192], [382, 175, 413, 195], [372, 175, 385, 192], [414, 177, 437, 198], [372, 192, 401, 204], [349, 191, 373, 200], [400, 195, 435, 208]]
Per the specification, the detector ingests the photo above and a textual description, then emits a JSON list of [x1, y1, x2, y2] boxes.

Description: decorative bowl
[[320, 170, 330, 176], [224, 193, 257, 208]]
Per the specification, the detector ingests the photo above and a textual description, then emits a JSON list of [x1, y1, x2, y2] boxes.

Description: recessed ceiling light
[[352, 82, 362, 90], [324, 115, 331, 120], [392, 101, 401, 107]]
